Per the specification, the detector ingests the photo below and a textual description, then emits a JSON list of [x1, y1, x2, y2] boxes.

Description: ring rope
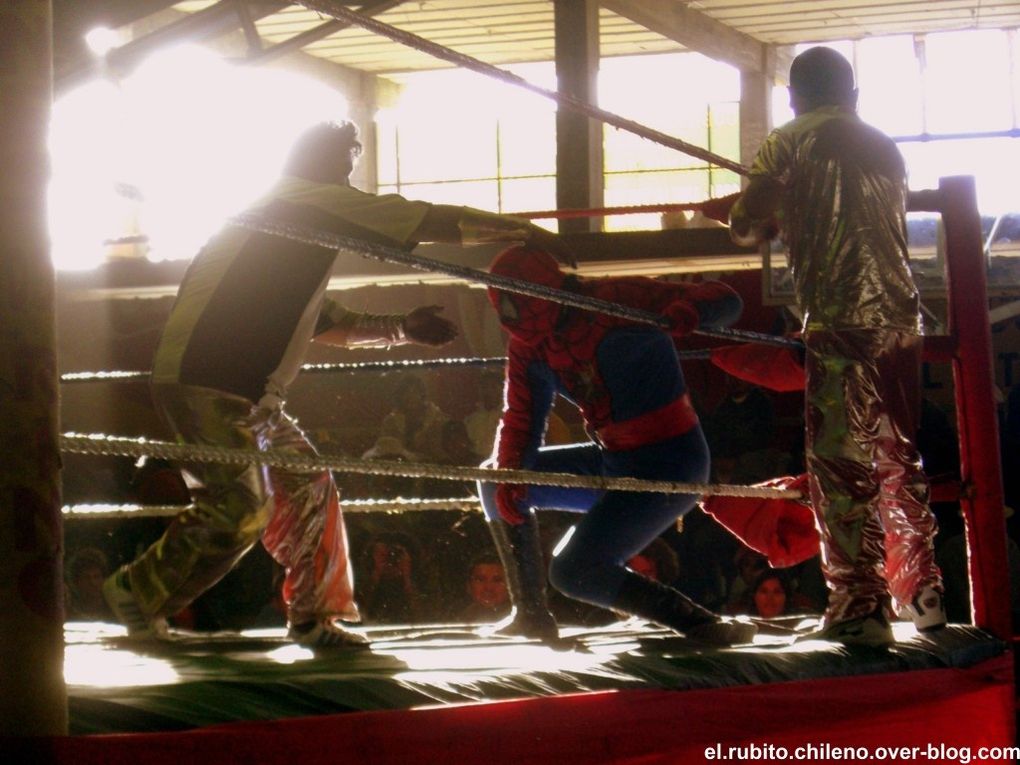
[[63, 497, 484, 519], [62, 369, 150, 383], [61, 356, 511, 384], [231, 211, 802, 350], [60, 432, 803, 500], [59, 351, 718, 385], [105, 203, 712, 235], [296, 1, 749, 177], [513, 202, 711, 220], [112, 183, 725, 223]]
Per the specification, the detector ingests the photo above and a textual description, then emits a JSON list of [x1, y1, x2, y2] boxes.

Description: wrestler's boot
[[488, 516, 560, 642], [611, 571, 756, 646]]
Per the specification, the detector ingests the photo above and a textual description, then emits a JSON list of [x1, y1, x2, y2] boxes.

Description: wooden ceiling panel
[[134, 1, 1020, 75]]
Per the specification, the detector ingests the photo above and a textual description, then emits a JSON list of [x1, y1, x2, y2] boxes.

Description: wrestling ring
[[3, 4, 1015, 761], [28, 175, 1011, 765]]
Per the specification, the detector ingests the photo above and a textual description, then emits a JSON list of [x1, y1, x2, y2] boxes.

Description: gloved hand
[[528, 226, 577, 269], [403, 305, 458, 347], [664, 300, 699, 337], [495, 483, 528, 525], [699, 192, 741, 224]]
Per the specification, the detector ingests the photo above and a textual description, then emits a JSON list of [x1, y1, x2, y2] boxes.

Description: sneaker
[[798, 608, 894, 647], [102, 567, 168, 639], [288, 619, 370, 649], [686, 617, 757, 646], [902, 586, 947, 632]]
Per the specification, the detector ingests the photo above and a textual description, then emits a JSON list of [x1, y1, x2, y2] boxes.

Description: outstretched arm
[[413, 204, 577, 268], [314, 301, 457, 348], [621, 278, 743, 336]]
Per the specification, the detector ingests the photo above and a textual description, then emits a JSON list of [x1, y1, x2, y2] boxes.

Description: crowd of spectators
[[63, 358, 1018, 635]]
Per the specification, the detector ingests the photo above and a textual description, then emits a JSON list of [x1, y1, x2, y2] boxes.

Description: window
[[376, 52, 743, 231]]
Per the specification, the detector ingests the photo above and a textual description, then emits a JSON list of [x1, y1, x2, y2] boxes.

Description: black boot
[[612, 571, 756, 646], [488, 516, 560, 642]]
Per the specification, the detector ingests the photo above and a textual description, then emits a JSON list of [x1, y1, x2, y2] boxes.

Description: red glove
[[709, 343, 805, 393], [699, 192, 741, 224], [664, 300, 699, 337], [495, 483, 528, 525], [701, 475, 818, 568]]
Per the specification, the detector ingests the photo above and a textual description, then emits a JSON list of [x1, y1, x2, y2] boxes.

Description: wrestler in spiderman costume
[[477, 245, 756, 646]]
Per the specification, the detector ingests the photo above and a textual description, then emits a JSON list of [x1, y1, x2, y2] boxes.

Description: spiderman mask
[[488, 245, 566, 345]]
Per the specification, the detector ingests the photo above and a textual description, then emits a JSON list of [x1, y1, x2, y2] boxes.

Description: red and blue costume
[[479, 246, 755, 644]]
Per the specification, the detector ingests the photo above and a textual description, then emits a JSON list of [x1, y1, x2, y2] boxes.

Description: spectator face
[[372, 542, 411, 581], [74, 564, 106, 602], [753, 576, 787, 619], [627, 553, 659, 581], [467, 563, 508, 608]]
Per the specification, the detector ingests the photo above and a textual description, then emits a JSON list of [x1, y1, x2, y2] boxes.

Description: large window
[[773, 32, 1019, 213], [600, 53, 741, 230], [47, 30, 1020, 270], [376, 53, 742, 231], [379, 33, 1020, 228], [376, 63, 558, 220]]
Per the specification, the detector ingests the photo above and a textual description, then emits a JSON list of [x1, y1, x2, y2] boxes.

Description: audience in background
[[357, 531, 428, 624], [452, 554, 510, 624], [465, 370, 505, 460], [69, 314, 985, 636], [378, 376, 449, 462], [65, 546, 115, 622]]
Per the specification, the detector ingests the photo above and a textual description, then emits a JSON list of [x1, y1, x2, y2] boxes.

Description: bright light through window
[[49, 44, 348, 270], [84, 26, 121, 56], [925, 30, 1012, 134], [51, 32, 1018, 267], [769, 36, 1018, 213], [856, 35, 923, 136], [901, 138, 1019, 214], [379, 53, 741, 232]]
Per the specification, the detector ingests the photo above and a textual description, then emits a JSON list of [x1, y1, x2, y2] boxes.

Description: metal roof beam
[[248, 0, 407, 64], [601, 0, 791, 77]]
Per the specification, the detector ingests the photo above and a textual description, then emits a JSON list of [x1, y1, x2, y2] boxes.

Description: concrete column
[[739, 67, 772, 174], [0, 0, 67, 736], [554, 0, 603, 233]]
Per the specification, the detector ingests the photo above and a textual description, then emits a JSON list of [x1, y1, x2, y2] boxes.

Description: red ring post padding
[[940, 175, 1012, 640]]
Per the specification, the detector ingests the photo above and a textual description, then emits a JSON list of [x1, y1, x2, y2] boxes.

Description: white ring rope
[[60, 356, 511, 385], [61, 351, 718, 385], [61, 432, 803, 500], [63, 497, 484, 519]]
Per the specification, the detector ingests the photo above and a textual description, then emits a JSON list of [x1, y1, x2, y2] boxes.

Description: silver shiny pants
[[128, 384, 359, 625], [804, 329, 941, 624]]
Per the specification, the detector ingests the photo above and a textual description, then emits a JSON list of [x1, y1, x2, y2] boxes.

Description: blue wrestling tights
[[477, 427, 709, 610]]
